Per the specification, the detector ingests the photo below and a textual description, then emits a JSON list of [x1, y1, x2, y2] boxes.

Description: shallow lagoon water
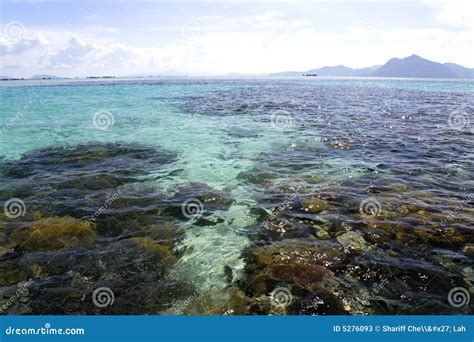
[[0, 77, 472, 315]]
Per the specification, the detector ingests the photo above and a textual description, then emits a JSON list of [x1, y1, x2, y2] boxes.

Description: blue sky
[[0, 0, 472, 77]]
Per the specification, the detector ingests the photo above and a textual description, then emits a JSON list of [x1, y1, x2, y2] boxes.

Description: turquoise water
[[0, 77, 473, 315]]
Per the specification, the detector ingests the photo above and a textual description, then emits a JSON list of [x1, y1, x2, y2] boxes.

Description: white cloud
[[34, 36, 198, 75], [0, 34, 48, 55], [42, 37, 100, 68]]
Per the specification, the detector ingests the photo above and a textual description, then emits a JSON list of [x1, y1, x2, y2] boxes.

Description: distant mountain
[[270, 55, 473, 79], [371, 55, 458, 78], [306, 65, 355, 76], [305, 65, 382, 77], [269, 71, 302, 76], [270, 66, 379, 77], [354, 65, 382, 76], [444, 63, 474, 79]]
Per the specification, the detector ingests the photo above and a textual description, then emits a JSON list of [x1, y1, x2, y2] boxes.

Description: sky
[[0, 0, 473, 77]]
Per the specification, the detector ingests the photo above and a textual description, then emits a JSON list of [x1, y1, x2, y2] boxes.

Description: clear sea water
[[0, 77, 473, 315]]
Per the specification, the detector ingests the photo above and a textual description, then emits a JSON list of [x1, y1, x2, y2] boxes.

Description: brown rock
[[266, 264, 333, 290], [182, 287, 249, 315], [11, 216, 96, 251], [299, 196, 328, 213]]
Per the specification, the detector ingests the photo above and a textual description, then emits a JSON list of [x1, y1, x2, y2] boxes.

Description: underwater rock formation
[[0, 142, 242, 314], [10, 216, 96, 251], [238, 167, 473, 315]]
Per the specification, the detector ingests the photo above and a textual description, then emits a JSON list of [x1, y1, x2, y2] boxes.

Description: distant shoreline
[[2, 75, 474, 82], [3, 54, 473, 81]]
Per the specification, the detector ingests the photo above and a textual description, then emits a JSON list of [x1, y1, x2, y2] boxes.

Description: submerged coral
[[10, 216, 96, 251], [0, 142, 241, 315], [237, 152, 473, 315]]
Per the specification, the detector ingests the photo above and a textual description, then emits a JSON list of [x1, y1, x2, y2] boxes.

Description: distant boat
[[302, 73, 317, 76]]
